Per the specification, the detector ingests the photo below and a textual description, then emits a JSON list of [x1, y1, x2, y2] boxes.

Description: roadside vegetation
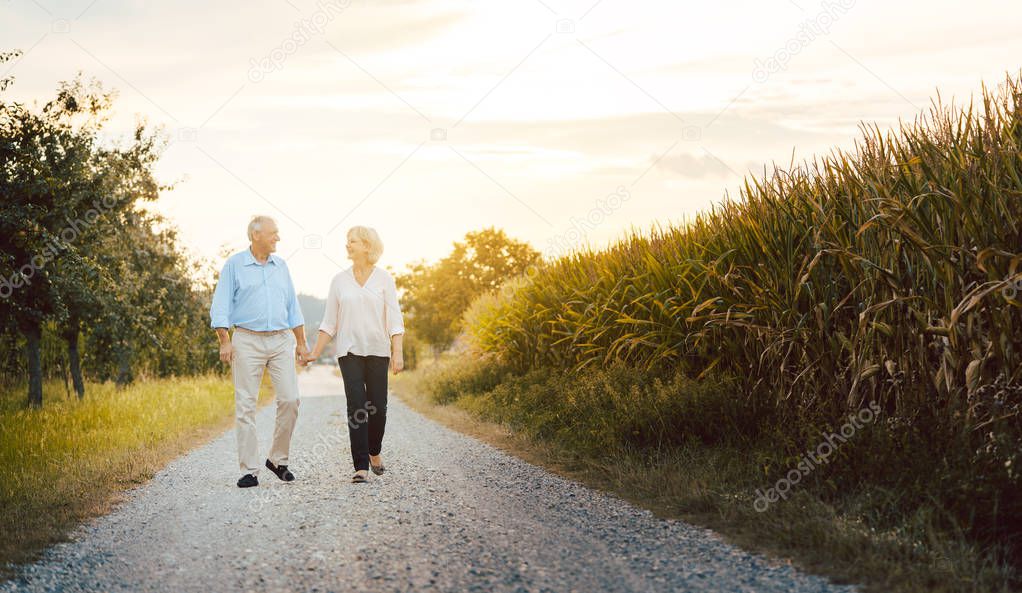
[[395, 73, 1022, 593]]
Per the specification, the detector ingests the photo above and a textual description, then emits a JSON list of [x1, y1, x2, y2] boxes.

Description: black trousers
[[337, 353, 389, 471]]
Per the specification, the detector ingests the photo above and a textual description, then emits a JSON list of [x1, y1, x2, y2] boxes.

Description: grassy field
[[392, 356, 1018, 593], [0, 374, 271, 573]]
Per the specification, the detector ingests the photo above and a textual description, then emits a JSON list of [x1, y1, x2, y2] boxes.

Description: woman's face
[[345, 234, 370, 261]]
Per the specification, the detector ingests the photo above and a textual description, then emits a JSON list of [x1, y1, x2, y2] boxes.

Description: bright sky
[[3, 0, 1021, 297]]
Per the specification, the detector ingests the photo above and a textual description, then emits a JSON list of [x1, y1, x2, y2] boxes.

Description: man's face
[[252, 221, 280, 253]]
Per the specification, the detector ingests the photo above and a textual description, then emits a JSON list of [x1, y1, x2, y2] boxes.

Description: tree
[[84, 209, 208, 385], [55, 118, 167, 391], [1, 70, 114, 406], [1, 60, 210, 404], [396, 228, 540, 359]]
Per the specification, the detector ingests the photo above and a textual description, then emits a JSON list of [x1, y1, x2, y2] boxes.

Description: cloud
[[322, 7, 468, 55], [655, 152, 736, 179]]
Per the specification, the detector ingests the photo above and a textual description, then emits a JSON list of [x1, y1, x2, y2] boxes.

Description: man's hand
[[390, 354, 404, 375], [296, 343, 311, 367], [301, 348, 322, 367], [219, 341, 233, 364]]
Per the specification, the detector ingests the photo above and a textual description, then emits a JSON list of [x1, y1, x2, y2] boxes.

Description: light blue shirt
[[209, 249, 304, 331]]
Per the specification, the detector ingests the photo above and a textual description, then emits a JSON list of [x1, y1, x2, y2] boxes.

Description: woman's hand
[[306, 331, 333, 367], [390, 354, 404, 374]]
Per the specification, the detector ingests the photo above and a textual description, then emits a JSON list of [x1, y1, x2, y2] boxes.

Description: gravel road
[[2, 365, 858, 593]]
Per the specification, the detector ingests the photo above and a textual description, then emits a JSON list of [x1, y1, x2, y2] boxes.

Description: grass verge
[[0, 374, 271, 575]]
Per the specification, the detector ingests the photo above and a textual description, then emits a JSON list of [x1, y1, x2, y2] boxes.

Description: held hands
[[298, 346, 320, 366], [296, 343, 313, 367]]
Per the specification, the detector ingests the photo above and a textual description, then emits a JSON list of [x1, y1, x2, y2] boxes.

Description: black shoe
[[266, 459, 295, 482], [237, 474, 258, 488]]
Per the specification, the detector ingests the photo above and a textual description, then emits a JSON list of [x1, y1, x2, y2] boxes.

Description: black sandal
[[370, 463, 385, 475], [352, 471, 367, 483]]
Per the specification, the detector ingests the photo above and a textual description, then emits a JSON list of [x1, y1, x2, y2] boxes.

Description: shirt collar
[[243, 248, 279, 266]]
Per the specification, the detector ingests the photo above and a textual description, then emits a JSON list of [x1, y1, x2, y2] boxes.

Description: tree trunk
[[60, 356, 70, 399], [65, 323, 85, 399], [115, 343, 133, 387], [25, 321, 43, 408]]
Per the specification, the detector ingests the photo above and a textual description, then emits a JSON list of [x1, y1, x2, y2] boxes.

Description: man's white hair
[[248, 215, 276, 240]]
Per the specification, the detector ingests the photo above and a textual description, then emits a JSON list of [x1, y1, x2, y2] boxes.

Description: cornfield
[[465, 73, 1022, 434]]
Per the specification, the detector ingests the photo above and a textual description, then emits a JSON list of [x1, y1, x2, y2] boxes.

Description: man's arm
[[210, 260, 235, 364]]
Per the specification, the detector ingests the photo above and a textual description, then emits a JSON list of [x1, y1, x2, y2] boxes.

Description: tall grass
[[464, 75, 1022, 557]]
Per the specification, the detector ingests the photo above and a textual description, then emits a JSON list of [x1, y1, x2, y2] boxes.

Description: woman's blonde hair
[[348, 226, 384, 264]]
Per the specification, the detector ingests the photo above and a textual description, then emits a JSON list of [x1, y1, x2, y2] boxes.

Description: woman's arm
[[307, 330, 333, 361], [390, 333, 404, 374], [306, 277, 339, 363], [384, 273, 405, 374]]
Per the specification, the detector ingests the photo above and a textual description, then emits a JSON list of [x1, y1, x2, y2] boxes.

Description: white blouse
[[319, 266, 405, 358]]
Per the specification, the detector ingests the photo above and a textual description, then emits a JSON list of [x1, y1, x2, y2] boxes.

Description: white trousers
[[231, 330, 300, 475]]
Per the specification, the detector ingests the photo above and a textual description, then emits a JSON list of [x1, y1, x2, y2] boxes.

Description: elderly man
[[210, 215, 309, 488]]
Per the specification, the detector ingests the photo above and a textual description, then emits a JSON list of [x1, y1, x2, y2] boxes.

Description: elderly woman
[[306, 226, 404, 483]]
